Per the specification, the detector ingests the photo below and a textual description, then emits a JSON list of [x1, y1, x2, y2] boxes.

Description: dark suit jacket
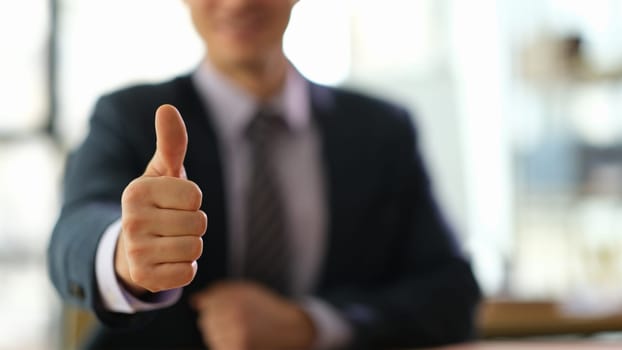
[[48, 75, 481, 349]]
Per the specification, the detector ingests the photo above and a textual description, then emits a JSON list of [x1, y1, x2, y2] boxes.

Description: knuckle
[[122, 179, 149, 205], [121, 215, 146, 236], [146, 284, 163, 293], [190, 237, 203, 261], [125, 240, 149, 262], [154, 176, 173, 189], [186, 181, 203, 209], [129, 266, 149, 286], [148, 280, 166, 293], [177, 263, 196, 286], [193, 211, 208, 236]]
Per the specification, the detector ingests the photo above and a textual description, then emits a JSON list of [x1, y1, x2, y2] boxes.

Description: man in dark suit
[[48, 0, 481, 349]]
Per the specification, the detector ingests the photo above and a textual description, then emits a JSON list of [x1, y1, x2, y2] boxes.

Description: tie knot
[[246, 107, 288, 144]]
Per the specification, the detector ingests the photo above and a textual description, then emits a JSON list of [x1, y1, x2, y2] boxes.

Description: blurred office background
[[3, 0, 622, 348]]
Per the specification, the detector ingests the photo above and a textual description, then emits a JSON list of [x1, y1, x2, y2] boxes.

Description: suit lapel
[[310, 83, 359, 289]]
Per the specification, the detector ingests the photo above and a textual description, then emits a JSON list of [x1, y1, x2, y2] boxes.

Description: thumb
[[145, 104, 188, 178]]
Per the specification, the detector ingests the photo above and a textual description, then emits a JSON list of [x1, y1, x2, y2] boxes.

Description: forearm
[[48, 202, 157, 328], [48, 201, 122, 308]]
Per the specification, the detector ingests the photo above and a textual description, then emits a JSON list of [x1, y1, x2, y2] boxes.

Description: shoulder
[[327, 85, 405, 111], [90, 75, 200, 142], [310, 82, 418, 140], [96, 75, 195, 115], [85, 75, 198, 160]]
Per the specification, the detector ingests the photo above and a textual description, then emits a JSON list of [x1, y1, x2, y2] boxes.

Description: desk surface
[[479, 300, 622, 338], [433, 342, 621, 349]]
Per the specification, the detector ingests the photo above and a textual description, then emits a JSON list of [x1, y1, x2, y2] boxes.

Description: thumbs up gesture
[[116, 104, 207, 295]]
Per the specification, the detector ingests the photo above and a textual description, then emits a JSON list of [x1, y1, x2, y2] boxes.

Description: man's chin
[[212, 48, 275, 69]]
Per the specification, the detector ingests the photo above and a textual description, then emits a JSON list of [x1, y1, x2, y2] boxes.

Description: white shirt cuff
[[300, 297, 353, 350], [95, 218, 182, 313]]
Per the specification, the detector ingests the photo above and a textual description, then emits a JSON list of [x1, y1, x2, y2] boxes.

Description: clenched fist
[[115, 104, 208, 295], [191, 282, 316, 350]]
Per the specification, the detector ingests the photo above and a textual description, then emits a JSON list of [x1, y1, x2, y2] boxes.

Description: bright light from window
[[284, 0, 351, 86], [58, 0, 203, 147], [0, 0, 48, 132]]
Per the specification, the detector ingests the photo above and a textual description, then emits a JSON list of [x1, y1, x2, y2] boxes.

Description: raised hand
[[115, 104, 207, 295]]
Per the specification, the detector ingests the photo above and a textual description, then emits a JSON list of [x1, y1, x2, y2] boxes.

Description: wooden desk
[[432, 341, 621, 349], [478, 300, 622, 337], [63, 300, 622, 347]]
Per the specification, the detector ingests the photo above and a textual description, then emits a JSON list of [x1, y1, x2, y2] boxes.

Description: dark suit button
[[69, 282, 85, 300]]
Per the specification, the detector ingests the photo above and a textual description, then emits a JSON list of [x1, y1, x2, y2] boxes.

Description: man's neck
[[208, 51, 289, 102]]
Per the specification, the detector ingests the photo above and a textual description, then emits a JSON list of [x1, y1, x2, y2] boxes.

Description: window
[[0, 1, 49, 133], [0, 1, 59, 348]]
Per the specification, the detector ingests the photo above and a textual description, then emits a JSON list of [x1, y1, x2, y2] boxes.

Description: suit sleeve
[[47, 95, 156, 328], [317, 110, 482, 349]]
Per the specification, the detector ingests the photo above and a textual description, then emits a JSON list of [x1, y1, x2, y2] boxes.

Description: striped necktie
[[242, 107, 291, 295]]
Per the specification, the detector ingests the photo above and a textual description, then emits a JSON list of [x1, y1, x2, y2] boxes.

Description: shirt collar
[[192, 59, 311, 141]]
